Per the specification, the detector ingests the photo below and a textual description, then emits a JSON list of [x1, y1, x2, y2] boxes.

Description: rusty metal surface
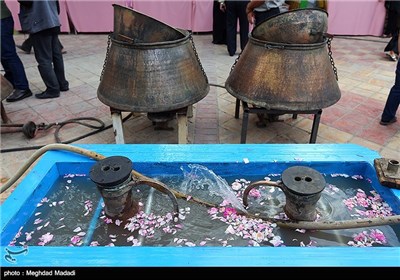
[[281, 166, 325, 196], [252, 8, 328, 44], [374, 158, 400, 190], [242, 166, 326, 221], [98, 32, 209, 112], [1, 75, 13, 101], [89, 156, 138, 220], [281, 166, 326, 221], [225, 35, 341, 111], [378, 158, 400, 179], [98, 4, 209, 113], [374, 158, 400, 189], [226, 8, 339, 111], [112, 4, 184, 44]]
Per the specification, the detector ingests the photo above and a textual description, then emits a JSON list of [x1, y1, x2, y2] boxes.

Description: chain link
[[100, 33, 112, 82], [189, 33, 208, 83], [230, 51, 242, 73], [327, 35, 338, 81]]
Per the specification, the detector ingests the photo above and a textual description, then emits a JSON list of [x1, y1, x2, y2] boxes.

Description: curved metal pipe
[[132, 178, 179, 220], [262, 214, 400, 230], [1, 144, 107, 194], [243, 180, 282, 207]]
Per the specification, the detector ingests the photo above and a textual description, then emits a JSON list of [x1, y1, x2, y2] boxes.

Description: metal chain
[[100, 33, 112, 82], [230, 51, 242, 73], [327, 35, 338, 81], [189, 34, 208, 83]]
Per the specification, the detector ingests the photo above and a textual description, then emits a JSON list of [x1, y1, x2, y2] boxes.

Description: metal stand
[[111, 108, 125, 144], [110, 106, 191, 144], [235, 99, 322, 144]]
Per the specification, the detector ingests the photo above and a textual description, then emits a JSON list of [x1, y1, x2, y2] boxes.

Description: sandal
[[386, 52, 398, 61]]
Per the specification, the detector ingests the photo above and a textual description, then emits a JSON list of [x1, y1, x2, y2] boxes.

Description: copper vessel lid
[[113, 4, 184, 44], [252, 8, 328, 44]]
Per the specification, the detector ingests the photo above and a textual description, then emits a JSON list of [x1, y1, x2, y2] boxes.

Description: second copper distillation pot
[[225, 8, 341, 111]]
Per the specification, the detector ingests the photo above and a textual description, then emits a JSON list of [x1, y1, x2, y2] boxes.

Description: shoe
[[16, 45, 31, 54], [60, 82, 69, 92], [380, 117, 397, 126], [385, 52, 397, 61], [35, 91, 60, 99], [6, 89, 32, 102], [61, 48, 67, 54]]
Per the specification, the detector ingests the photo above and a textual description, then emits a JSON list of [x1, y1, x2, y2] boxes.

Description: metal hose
[[242, 180, 282, 207], [132, 179, 179, 219]]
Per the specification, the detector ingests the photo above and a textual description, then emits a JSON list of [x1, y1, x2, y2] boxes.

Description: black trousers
[[212, 0, 226, 44], [384, 30, 399, 55], [381, 58, 400, 122], [226, 0, 249, 56], [21, 34, 64, 53], [30, 27, 68, 95]]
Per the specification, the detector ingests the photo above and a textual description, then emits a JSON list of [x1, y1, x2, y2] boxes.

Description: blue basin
[[1, 144, 399, 267]]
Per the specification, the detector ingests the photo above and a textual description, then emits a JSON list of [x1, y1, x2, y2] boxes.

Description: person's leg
[[384, 31, 399, 60], [30, 31, 60, 97], [51, 33, 69, 90], [212, 0, 227, 44], [19, 35, 33, 53], [226, 1, 237, 56], [386, 9, 397, 37], [58, 38, 67, 54], [381, 60, 400, 124], [0, 16, 30, 90], [59, 39, 64, 50], [393, 32, 399, 55], [238, 1, 249, 52]]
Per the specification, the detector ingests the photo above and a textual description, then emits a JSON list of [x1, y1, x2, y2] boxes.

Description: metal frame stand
[[110, 106, 191, 144], [234, 99, 322, 144]]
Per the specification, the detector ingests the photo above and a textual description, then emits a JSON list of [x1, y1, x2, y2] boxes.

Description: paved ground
[[1, 33, 399, 201]]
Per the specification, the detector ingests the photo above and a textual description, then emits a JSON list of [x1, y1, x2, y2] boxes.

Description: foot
[[380, 117, 397, 126], [6, 89, 32, 102], [35, 91, 60, 99], [385, 52, 397, 61], [16, 45, 31, 54], [60, 82, 69, 92]]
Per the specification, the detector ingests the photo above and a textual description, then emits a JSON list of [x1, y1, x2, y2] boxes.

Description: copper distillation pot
[[225, 8, 341, 111], [97, 4, 209, 143]]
